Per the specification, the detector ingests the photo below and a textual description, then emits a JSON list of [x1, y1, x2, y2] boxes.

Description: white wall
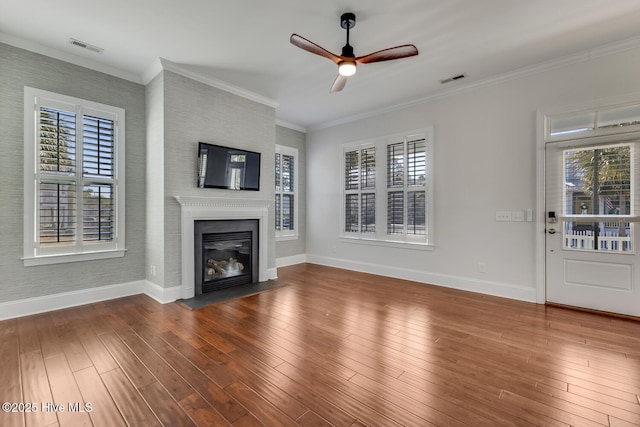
[[305, 46, 640, 302]]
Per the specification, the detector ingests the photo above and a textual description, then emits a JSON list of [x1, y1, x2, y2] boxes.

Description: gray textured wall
[[0, 43, 146, 303], [275, 125, 306, 258], [160, 71, 277, 288]]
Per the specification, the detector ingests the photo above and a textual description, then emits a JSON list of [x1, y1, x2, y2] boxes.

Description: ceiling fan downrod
[[340, 12, 356, 57]]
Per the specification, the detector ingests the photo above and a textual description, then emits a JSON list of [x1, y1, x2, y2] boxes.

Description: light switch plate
[[496, 211, 512, 222]]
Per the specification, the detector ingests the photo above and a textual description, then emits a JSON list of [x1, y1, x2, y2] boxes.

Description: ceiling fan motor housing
[[341, 44, 354, 57], [340, 12, 356, 30]]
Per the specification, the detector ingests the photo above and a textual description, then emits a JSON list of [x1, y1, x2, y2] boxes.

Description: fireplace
[[194, 219, 258, 294], [175, 196, 272, 300]]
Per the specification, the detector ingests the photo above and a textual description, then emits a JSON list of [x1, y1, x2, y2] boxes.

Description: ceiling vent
[[439, 73, 466, 84], [68, 38, 104, 54]]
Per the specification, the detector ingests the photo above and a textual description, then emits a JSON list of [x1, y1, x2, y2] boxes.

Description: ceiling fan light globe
[[338, 61, 356, 76]]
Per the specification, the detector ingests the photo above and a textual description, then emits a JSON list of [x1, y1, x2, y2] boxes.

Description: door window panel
[[562, 144, 633, 252]]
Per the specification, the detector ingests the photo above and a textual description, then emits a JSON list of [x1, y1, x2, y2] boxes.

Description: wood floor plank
[[99, 331, 157, 389], [138, 381, 198, 427], [223, 381, 300, 427], [111, 326, 194, 403], [179, 392, 232, 426], [43, 354, 92, 427], [74, 366, 126, 427], [32, 314, 63, 360], [100, 368, 161, 427], [159, 329, 237, 388], [20, 350, 57, 427], [295, 409, 334, 426], [72, 326, 119, 375], [57, 329, 93, 373], [0, 332, 24, 427], [17, 317, 40, 354]]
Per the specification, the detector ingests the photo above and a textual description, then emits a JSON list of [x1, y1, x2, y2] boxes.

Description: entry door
[[545, 138, 640, 317]]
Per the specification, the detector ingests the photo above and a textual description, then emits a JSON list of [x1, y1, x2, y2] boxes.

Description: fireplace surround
[[175, 196, 271, 299]]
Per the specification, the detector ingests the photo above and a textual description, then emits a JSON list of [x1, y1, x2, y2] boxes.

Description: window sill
[[23, 249, 126, 267], [276, 234, 299, 242], [340, 236, 434, 251]]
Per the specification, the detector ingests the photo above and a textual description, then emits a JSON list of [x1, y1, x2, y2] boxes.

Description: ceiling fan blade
[[330, 74, 347, 93], [290, 34, 342, 64], [356, 44, 419, 64]]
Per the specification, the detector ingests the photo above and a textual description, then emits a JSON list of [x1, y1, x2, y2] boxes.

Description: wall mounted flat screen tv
[[197, 142, 261, 191]]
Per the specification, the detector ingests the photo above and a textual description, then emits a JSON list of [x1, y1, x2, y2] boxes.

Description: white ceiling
[[3, 0, 640, 130]]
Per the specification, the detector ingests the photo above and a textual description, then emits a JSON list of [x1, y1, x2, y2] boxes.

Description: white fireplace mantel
[[175, 196, 271, 299]]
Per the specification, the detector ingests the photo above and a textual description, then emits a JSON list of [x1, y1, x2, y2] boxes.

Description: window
[[275, 145, 298, 240], [341, 129, 433, 247], [548, 103, 640, 138], [23, 87, 126, 265], [562, 143, 634, 252]]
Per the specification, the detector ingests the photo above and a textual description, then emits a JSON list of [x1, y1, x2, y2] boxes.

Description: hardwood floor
[[1, 263, 640, 426]]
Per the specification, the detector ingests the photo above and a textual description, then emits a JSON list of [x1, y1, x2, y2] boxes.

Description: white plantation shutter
[[407, 190, 426, 235], [39, 182, 77, 246], [83, 115, 114, 178], [275, 145, 298, 238], [344, 150, 359, 190], [343, 144, 376, 234], [24, 87, 125, 264], [407, 138, 426, 187], [385, 135, 428, 240], [37, 107, 117, 247], [344, 194, 359, 233], [387, 191, 404, 235], [39, 107, 77, 174], [342, 129, 433, 246], [83, 184, 114, 242]]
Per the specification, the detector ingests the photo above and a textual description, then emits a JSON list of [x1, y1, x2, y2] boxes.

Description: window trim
[[23, 87, 126, 266], [275, 144, 299, 241], [340, 128, 434, 248]]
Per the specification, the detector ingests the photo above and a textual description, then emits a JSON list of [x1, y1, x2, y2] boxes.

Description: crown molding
[[309, 34, 640, 132], [146, 58, 279, 110], [276, 119, 307, 133], [0, 32, 143, 84]]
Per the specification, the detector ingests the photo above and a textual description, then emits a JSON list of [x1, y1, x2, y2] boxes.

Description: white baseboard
[[0, 280, 146, 321], [0, 255, 537, 321], [276, 254, 307, 268], [305, 254, 537, 303], [266, 267, 279, 281], [144, 280, 182, 304]]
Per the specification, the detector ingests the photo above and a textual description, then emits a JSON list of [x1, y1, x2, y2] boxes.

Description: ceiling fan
[[290, 12, 419, 93]]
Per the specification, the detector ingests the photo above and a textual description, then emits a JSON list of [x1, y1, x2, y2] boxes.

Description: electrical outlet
[[512, 210, 525, 222], [495, 211, 512, 222], [478, 262, 486, 273]]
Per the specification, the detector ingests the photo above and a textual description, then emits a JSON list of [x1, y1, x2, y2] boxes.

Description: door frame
[[536, 94, 640, 306]]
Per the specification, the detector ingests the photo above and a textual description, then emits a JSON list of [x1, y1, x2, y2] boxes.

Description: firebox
[[194, 219, 259, 294]]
